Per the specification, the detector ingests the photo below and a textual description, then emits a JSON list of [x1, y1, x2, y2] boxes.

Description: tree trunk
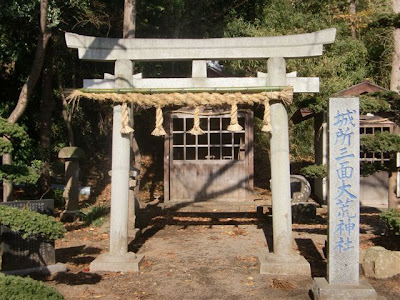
[[2, 153, 13, 202], [388, 166, 398, 208], [39, 41, 54, 196], [349, 0, 357, 39], [123, 0, 136, 38], [3, 0, 51, 201], [123, 0, 142, 232], [391, 0, 400, 91], [123, 0, 141, 181], [58, 73, 75, 147], [389, 0, 400, 208]]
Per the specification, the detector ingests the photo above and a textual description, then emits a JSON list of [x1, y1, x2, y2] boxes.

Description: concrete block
[[90, 253, 144, 273], [312, 277, 377, 300], [258, 253, 311, 276], [2, 263, 67, 276]]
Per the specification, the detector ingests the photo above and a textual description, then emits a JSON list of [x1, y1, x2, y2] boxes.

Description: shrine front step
[[163, 200, 270, 213]]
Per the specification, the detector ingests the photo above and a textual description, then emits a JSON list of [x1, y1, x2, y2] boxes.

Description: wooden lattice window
[[360, 123, 393, 163], [172, 115, 246, 161]]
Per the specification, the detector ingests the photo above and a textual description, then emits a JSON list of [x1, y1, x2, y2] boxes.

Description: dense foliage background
[[0, 0, 398, 200]]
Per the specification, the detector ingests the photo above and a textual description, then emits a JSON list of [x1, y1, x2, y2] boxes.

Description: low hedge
[[0, 274, 64, 300], [300, 164, 328, 179], [0, 205, 66, 240], [380, 209, 400, 236]]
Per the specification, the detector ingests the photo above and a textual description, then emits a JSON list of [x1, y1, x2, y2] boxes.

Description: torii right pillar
[[259, 57, 311, 276]]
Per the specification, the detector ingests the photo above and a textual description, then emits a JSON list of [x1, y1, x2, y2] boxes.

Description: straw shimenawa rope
[[189, 106, 204, 135], [151, 106, 166, 136], [66, 87, 293, 135], [227, 101, 243, 132], [120, 102, 134, 134], [262, 99, 271, 132], [66, 87, 293, 107]]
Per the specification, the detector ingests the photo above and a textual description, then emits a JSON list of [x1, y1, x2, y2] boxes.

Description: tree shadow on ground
[[129, 203, 263, 253], [56, 245, 102, 265], [52, 271, 102, 285], [369, 236, 400, 251], [259, 210, 273, 252], [360, 206, 400, 250], [295, 238, 326, 278]]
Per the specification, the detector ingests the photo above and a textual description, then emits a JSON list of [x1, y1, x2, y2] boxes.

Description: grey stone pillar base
[[312, 277, 377, 299], [1, 263, 67, 276], [258, 253, 311, 276], [90, 253, 144, 273]]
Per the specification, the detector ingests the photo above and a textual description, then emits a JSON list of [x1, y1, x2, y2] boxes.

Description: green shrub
[[300, 164, 328, 178], [53, 189, 65, 209], [0, 206, 66, 240], [380, 209, 400, 236], [78, 204, 109, 227], [0, 274, 64, 300]]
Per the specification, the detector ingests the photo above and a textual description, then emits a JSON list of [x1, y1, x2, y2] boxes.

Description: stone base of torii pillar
[[259, 253, 310, 276], [90, 252, 144, 273]]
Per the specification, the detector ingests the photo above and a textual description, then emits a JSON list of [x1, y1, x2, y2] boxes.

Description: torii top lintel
[[65, 28, 336, 62]]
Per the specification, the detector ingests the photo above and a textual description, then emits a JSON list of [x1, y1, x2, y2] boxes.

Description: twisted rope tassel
[[151, 106, 166, 136], [120, 102, 134, 134], [227, 101, 243, 132], [189, 106, 204, 135], [262, 99, 271, 133]]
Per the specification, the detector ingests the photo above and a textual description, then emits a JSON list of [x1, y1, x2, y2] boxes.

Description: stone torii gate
[[65, 28, 336, 273]]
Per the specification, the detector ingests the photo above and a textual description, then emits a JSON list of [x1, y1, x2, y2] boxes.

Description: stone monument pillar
[[258, 57, 310, 275], [312, 97, 376, 299], [58, 147, 85, 222], [90, 59, 144, 272]]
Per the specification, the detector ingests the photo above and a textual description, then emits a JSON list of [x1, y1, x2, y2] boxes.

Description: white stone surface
[[312, 277, 377, 299], [268, 57, 294, 256], [90, 253, 144, 273], [109, 105, 131, 255], [192, 60, 207, 78], [65, 28, 336, 61], [328, 97, 360, 285], [259, 253, 310, 275], [83, 76, 319, 93], [115, 59, 133, 88]]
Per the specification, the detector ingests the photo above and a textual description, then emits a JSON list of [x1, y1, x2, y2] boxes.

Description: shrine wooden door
[[164, 109, 253, 203]]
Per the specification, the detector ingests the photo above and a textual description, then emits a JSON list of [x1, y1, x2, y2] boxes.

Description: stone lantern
[[58, 147, 85, 222]]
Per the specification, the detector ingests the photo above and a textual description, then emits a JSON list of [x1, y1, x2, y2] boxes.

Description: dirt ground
[[33, 204, 400, 300]]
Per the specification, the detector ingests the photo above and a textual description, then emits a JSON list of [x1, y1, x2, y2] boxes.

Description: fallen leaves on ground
[[236, 256, 258, 263], [270, 278, 295, 290], [223, 227, 248, 236]]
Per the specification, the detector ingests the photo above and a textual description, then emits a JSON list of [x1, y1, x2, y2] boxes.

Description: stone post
[[312, 97, 376, 299], [314, 112, 328, 205], [258, 57, 310, 275], [109, 105, 130, 254], [90, 59, 144, 272], [269, 57, 292, 256], [58, 147, 85, 222]]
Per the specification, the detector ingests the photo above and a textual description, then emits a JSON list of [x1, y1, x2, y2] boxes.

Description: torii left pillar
[[258, 57, 310, 275], [90, 59, 144, 272]]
